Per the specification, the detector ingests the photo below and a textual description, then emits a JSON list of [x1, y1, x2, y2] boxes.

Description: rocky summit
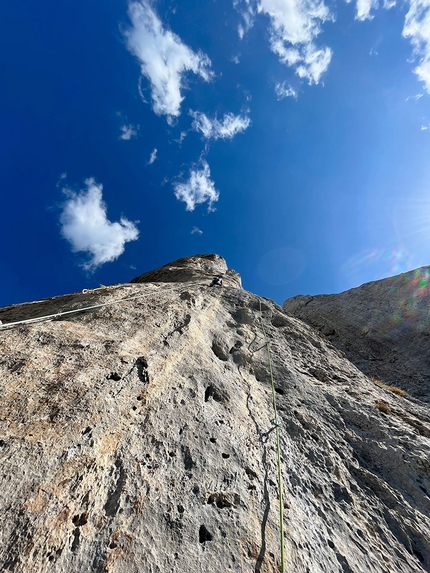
[[0, 255, 429, 573]]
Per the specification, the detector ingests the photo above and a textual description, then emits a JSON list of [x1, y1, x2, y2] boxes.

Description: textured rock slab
[[283, 267, 430, 401], [131, 254, 242, 289], [0, 258, 429, 573]]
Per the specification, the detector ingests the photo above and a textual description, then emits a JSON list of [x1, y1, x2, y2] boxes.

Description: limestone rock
[[0, 256, 429, 573], [131, 254, 242, 288], [283, 267, 430, 401]]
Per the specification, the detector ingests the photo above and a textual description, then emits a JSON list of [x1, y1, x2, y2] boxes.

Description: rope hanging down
[[259, 298, 286, 573]]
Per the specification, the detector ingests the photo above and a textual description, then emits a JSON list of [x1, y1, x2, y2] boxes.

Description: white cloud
[[119, 124, 138, 140], [190, 111, 251, 140], [125, 0, 213, 120], [234, 0, 256, 38], [60, 178, 139, 270], [259, 0, 331, 45], [191, 226, 203, 234], [421, 124, 429, 130], [406, 93, 424, 100], [256, 0, 333, 83], [275, 81, 298, 99], [235, 0, 333, 82], [271, 37, 332, 84], [175, 131, 188, 145], [355, 0, 378, 20], [173, 161, 219, 211], [148, 148, 158, 164], [403, 0, 430, 92]]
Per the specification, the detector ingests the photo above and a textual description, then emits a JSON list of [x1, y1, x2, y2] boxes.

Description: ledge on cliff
[[131, 254, 242, 288]]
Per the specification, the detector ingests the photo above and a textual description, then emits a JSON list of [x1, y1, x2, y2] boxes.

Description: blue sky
[[1, 0, 430, 307]]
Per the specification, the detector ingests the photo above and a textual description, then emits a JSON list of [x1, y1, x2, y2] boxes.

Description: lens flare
[[342, 248, 430, 333], [342, 247, 416, 287]]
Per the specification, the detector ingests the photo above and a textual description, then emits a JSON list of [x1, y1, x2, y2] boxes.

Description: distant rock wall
[[283, 267, 430, 402], [0, 256, 429, 573]]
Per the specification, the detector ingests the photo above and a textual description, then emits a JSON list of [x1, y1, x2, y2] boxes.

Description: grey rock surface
[[283, 267, 430, 401], [0, 256, 429, 573], [131, 254, 242, 289]]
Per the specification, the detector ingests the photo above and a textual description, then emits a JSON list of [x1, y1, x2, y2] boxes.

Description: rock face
[[0, 255, 429, 573], [283, 267, 430, 402], [131, 254, 242, 289]]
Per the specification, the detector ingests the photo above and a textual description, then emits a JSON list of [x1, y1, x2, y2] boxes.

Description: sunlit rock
[[0, 256, 428, 572]]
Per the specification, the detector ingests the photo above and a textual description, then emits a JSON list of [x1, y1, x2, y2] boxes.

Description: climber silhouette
[[209, 276, 223, 287]]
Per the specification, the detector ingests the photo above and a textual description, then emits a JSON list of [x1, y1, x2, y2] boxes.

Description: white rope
[[0, 283, 195, 331]]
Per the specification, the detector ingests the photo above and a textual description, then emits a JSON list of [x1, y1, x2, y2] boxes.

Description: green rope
[[259, 298, 286, 573]]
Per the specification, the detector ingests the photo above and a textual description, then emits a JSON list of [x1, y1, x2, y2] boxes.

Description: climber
[[210, 276, 223, 287]]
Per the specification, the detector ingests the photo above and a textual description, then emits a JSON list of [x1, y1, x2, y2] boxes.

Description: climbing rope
[[0, 282, 225, 331], [259, 298, 286, 573], [0, 284, 185, 330], [0, 291, 148, 330]]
